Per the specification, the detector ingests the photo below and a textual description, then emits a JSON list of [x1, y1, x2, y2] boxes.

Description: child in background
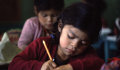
[[9, 2, 104, 70], [18, 0, 64, 50]]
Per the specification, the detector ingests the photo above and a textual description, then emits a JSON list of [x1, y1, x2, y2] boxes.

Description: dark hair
[[34, 0, 64, 12], [82, 0, 107, 14], [59, 2, 102, 44]]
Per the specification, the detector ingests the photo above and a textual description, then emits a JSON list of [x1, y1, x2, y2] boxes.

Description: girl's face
[[38, 9, 60, 30], [58, 25, 90, 57]]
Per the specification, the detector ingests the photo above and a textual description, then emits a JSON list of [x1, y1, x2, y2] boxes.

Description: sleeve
[[69, 59, 84, 70], [69, 52, 104, 70], [8, 40, 44, 70], [18, 19, 36, 49]]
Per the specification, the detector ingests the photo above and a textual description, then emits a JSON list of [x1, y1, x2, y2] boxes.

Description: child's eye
[[51, 14, 58, 17], [67, 34, 75, 39], [42, 14, 47, 17], [79, 40, 89, 46]]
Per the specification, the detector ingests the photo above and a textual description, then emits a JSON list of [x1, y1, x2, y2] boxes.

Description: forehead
[[39, 9, 60, 14]]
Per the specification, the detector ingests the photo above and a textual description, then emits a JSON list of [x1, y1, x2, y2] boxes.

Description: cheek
[[60, 41, 68, 48], [59, 36, 69, 48], [53, 17, 57, 22], [38, 16, 46, 23]]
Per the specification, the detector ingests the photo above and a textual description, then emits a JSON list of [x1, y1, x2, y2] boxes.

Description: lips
[[66, 48, 74, 54], [47, 24, 53, 27]]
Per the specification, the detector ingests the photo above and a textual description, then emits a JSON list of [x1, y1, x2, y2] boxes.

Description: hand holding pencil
[[42, 40, 73, 70], [41, 40, 57, 70]]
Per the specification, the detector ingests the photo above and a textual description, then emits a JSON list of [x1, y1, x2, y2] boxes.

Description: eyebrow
[[69, 29, 79, 38], [69, 29, 88, 41]]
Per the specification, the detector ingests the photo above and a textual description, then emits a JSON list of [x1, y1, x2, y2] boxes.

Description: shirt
[[18, 17, 43, 49], [9, 36, 104, 70]]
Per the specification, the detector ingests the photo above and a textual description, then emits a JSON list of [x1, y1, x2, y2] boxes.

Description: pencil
[[43, 40, 52, 61]]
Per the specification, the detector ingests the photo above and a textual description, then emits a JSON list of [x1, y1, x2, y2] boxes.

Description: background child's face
[[58, 25, 89, 57], [38, 9, 60, 30]]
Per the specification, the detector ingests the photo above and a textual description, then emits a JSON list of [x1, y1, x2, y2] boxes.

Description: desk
[[92, 35, 117, 62]]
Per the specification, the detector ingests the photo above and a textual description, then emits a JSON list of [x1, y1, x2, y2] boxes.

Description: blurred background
[[0, 0, 120, 32]]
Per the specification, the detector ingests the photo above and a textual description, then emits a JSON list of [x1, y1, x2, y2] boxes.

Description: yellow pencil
[[43, 40, 52, 61]]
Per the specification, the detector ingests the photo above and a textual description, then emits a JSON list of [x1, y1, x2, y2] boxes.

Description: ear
[[58, 20, 63, 32], [34, 6, 38, 15]]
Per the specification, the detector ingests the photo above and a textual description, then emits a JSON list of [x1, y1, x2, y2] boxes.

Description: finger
[[48, 65, 54, 70], [51, 62, 57, 68], [46, 67, 50, 70], [47, 60, 57, 67], [53, 67, 60, 70], [42, 60, 52, 70], [47, 60, 56, 70]]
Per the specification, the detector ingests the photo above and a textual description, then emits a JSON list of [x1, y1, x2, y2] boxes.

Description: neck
[[43, 28, 55, 36]]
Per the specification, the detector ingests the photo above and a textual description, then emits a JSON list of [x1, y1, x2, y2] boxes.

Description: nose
[[71, 39, 79, 49], [47, 16, 52, 22]]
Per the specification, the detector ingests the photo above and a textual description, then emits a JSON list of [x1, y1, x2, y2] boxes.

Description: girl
[[9, 2, 104, 70], [18, 0, 64, 50]]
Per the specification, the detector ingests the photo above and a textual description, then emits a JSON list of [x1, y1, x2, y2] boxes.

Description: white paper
[[0, 32, 10, 60]]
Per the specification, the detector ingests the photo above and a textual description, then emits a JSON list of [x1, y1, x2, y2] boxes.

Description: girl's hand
[[108, 60, 120, 70], [101, 60, 120, 70], [53, 64, 73, 70], [41, 60, 57, 70]]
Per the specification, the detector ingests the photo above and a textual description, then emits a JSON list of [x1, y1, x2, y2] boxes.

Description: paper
[[0, 32, 9, 60], [0, 32, 21, 64]]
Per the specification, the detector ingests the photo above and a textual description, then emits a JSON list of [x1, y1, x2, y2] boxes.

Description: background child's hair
[[34, 0, 64, 12], [83, 0, 107, 15], [59, 2, 102, 44]]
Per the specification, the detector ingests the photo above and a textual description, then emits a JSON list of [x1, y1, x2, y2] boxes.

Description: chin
[[46, 27, 53, 30], [65, 52, 74, 56]]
